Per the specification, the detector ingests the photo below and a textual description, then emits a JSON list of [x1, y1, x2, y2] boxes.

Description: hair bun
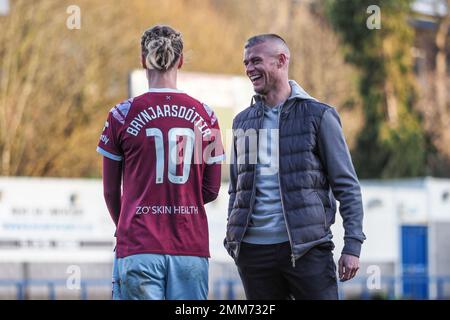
[[141, 25, 183, 72]]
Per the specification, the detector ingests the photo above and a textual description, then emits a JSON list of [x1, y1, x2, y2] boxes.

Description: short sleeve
[[96, 111, 123, 161], [203, 104, 225, 164]]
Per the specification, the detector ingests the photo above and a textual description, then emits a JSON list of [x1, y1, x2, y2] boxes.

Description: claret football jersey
[[97, 88, 224, 258]]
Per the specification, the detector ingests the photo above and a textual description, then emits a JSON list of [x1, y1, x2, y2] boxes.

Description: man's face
[[243, 42, 280, 95]]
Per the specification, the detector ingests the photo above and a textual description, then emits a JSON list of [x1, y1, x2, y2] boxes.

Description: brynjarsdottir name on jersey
[[126, 104, 212, 138]]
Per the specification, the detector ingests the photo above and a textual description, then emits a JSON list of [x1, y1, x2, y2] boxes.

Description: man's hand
[[338, 254, 360, 282]]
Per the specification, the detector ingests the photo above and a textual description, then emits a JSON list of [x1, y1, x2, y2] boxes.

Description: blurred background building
[[0, 0, 449, 299], [0, 0, 9, 16]]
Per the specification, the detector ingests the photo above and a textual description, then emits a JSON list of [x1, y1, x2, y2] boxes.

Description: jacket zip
[[236, 103, 264, 259], [277, 102, 297, 268]]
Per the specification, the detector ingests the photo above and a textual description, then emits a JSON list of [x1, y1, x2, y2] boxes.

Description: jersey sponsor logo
[[135, 205, 199, 215]]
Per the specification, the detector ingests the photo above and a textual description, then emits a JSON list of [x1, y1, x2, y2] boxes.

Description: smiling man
[[224, 34, 366, 300]]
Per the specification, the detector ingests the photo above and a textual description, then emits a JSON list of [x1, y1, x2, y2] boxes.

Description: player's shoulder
[[109, 97, 135, 125], [183, 94, 218, 126]]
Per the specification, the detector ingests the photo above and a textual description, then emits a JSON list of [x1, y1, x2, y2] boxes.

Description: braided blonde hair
[[141, 25, 183, 72]]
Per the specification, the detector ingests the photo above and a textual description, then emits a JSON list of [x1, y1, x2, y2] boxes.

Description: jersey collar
[[148, 88, 184, 93]]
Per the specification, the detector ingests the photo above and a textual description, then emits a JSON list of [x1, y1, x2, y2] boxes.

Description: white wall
[[205, 183, 234, 264], [332, 186, 399, 264], [426, 178, 450, 221], [0, 177, 115, 263], [0, 0, 9, 16], [2, 177, 450, 265], [129, 70, 254, 115]]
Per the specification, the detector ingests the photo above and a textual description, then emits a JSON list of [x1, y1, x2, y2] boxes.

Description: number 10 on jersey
[[146, 127, 195, 185]]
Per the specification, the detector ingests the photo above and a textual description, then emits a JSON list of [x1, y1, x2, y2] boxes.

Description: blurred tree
[[430, 0, 450, 176], [0, 0, 139, 177], [414, 0, 450, 176], [209, 0, 363, 147], [0, 0, 361, 178], [326, 0, 427, 178]]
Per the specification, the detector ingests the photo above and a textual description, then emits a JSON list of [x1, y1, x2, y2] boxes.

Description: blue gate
[[401, 225, 428, 299]]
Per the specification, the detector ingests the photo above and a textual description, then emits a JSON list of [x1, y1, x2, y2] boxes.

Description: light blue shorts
[[112, 253, 208, 300]]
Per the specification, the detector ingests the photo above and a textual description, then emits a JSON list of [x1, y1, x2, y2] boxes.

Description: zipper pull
[[291, 254, 296, 268]]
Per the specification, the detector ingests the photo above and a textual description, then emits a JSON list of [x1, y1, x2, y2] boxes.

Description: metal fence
[[0, 279, 110, 300], [212, 276, 450, 300], [1, 276, 450, 299]]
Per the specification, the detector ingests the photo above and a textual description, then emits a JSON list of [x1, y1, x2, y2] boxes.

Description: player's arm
[[102, 157, 122, 226], [97, 108, 125, 227], [202, 111, 224, 204], [202, 163, 221, 204]]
